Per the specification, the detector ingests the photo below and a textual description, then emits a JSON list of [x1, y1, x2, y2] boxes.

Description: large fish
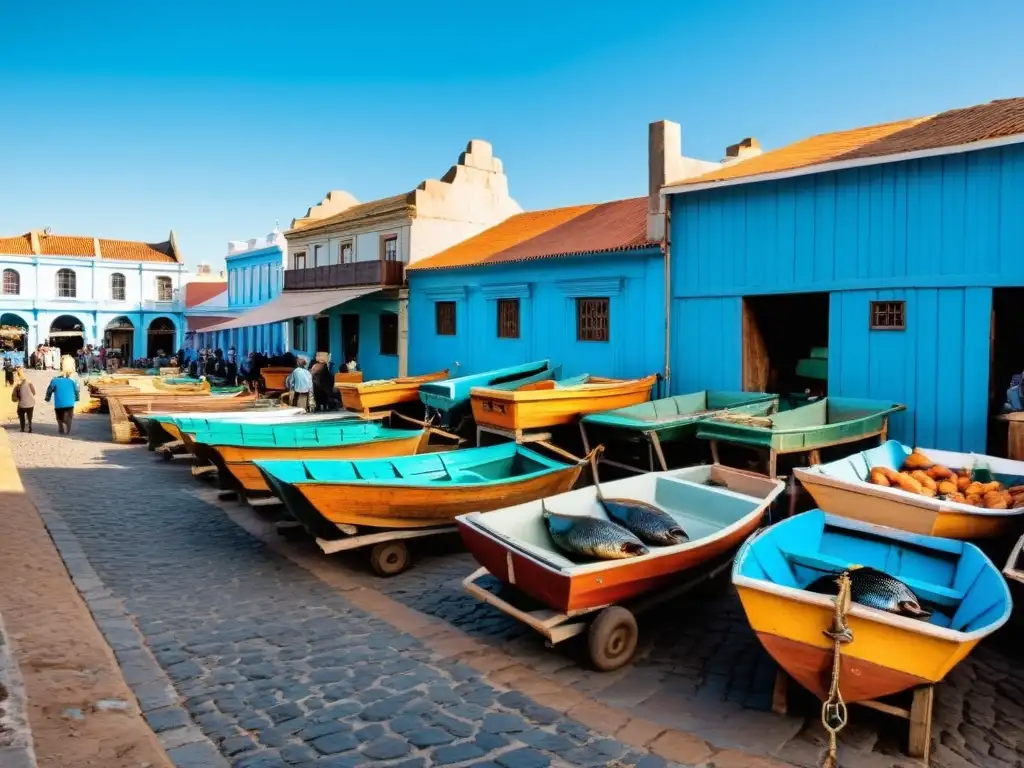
[[542, 503, 649, 560], [806, 567, 931, 620], [596, 490, 688, 547]]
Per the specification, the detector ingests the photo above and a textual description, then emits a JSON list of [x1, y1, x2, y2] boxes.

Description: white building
[[0, 229, 187, 361]]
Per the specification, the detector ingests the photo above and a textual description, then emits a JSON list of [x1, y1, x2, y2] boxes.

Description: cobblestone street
[[5, 374, 1024, 768]]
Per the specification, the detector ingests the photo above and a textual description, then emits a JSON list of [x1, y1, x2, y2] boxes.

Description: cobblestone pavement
[[9, 376, 1024, 768], [6, 386, 685, 768]]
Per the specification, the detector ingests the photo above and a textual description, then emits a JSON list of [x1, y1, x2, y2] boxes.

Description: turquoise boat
[[143, 409, 354, 450], [252, 442, 584, 542], [733, 510, 1010, 703], [419, 360, 561, 428], [580, 391, 778, 472]]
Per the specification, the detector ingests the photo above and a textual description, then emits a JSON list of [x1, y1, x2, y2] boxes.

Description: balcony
[[283, 260, 404, 291]]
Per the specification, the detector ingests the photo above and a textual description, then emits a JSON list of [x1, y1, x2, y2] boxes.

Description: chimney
[[723, 137, 762, 164], [29, 230, 41, 255], [647, 121, 683, 242]]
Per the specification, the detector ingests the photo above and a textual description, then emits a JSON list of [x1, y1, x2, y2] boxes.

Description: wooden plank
[[907, 686, 933, 760], [742, 298, 770, 392], [771, 669, 788, 715], [315, 525, 456, 555]]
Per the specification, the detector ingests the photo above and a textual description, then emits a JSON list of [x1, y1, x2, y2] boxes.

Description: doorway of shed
[[742, 293, 829, 399], [990, 290, 1024, 458], [315, 316, 331, 357]]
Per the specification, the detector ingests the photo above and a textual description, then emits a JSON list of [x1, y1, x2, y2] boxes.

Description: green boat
[[695, 396, 905, 478], [580, 391, 778, 472]]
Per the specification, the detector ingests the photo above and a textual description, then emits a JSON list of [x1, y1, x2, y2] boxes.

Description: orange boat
[[337, 369, 449, 415], [470, 374, 657, 432]]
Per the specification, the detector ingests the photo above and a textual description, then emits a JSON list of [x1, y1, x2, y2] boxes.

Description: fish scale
[[806, 567, 930, 619], [599, 497, 689, 546], [542, 505, 648, 561]]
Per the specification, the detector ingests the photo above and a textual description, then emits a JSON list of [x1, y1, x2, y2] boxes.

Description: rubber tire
[[369, 542, 410, 577], [587, 606, 638, 672]]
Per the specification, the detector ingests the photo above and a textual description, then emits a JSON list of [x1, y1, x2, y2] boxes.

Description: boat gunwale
[[699, 400, 906, 437], [732, 513, 1012, 643], [336, 369, 450, 394], [1003, 533, 1024, 586], [458, 469, 784, 577], [580, 391, 778, 432], [189, 426, 422, 450], [419, 360, 554, 401], [469, 374, 657, 404]]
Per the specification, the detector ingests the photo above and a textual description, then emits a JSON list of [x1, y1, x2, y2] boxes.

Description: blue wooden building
[[406, 198, 666, 383], [661, 98, 1024, 451]]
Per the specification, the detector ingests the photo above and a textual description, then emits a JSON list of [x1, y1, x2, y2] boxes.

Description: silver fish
[[542, 503, 649, 560], [597, 496, 688, 546], [807, 567, 931, 620]]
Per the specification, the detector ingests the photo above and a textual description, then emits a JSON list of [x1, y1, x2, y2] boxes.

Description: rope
[[820, 572, 854, 768]]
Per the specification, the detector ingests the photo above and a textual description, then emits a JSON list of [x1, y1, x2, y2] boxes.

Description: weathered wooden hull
[[287, 463, 583, 530], [110, 394, 258, 443], [471, 376, 657, 431], [338, 370, 449, 414], [260, 367, 292, 392], [796, 469, 1019, 540], [199, 432, 429, 494]]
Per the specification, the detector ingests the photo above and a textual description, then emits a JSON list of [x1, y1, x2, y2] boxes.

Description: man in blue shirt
[[285, 357, 313, 412], [45, 371, 81, 435]]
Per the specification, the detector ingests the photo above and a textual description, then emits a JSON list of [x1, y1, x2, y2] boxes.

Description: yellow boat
[[337, 369, 449, 415], [794, 440, 1024, 540], [153, 377, 211, 393], [470, 374, 657, 432], [733, 511, 1010, 703], [189, 422, 429, 494]]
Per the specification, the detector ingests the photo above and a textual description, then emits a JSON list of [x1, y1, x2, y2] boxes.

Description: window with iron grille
[[497, 299, 520, 339], [379, 312, 398, 355], [576, 297, 609, 342], [383, 236, 398, 261], [435, 301, 456, 336], [110, 272, 126, 301], [292, 318, 305, 349], [56, 268, 76, 298], [870, 301, 906, 330], [2, 268, 19, 296], [156, 276, 173, 302]]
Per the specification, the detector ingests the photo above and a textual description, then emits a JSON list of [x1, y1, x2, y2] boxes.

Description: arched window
[[110, 272, 126, 301], [156, 275, 173, 302], [2, 268, 19, 296], [56, 268, 76, 298]]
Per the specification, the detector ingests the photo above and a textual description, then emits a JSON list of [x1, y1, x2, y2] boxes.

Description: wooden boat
[[1003, 535, 1024, 629], [733, 510, 1010, 702], [189, 422, 428, 495], [794, 440, 1024, 539], [334, 371, 363, 386], [580, 391, 778, 472], [260, 366, 292, 392], [457, 464, 784, 614], [140, 407, 304, 448], [470, 374, 658, 433], [153, 377, 211, 393], [696, 396, 905, 478], [172, 411, 366, 451], [254, 443, 585, 538], [338, 369, 449, 415], [420, 360, 560, 427], [107, 392, 258, 443]]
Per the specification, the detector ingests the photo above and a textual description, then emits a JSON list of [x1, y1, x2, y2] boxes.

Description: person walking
[[11, 367, 35, 433], [45, 367, 81, 435], [285, 357, 314, 412]]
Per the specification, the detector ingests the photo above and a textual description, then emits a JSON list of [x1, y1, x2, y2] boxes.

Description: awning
[[187, 315, 235, 332], [203, 287, 380, 333]]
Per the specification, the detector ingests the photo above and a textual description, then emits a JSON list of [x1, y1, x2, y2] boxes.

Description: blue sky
[[0, 0, 1021, 271]]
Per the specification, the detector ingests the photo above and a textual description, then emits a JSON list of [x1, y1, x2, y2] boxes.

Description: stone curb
[[33, 495, 228, 768], [0, 611, 37, 768]]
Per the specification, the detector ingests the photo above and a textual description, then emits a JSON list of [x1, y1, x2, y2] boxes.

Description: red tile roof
[[408, 197, 656, 271], [0, 230, 178, 262], [184, 281, 228, 308]]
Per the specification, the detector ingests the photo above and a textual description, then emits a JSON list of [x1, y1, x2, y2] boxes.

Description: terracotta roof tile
[[97, 238, 176, 262], [287, 194, 413, 236], [0, 235, 32, 255], [672, 97, 1024, 190], [408, 197, 656, 271], [184, 281, 228, 308], [40, 234, 97, 256]]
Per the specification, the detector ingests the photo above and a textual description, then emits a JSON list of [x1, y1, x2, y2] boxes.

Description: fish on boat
[[189, 422, 429, 495], [471, 374, 657, 432], [732, 510, 1011, 702], [457, 464, 785, 613], [806, 567, 930, 619], [338, 369, 450, 415], [542, 504, 649, 560], [591, 473, 688, 546], [253, 443, 585, 539], [794, 440, 1024, 539], [419, 360, 560, 428]]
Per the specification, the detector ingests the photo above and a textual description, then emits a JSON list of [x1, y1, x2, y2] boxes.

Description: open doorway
[[315, 316, 331, 356], [341, 314, 359, 367], [743, 293, 830, 401], [990, 289, 1024, 456], [48, 315, 85, 358], [146, 317, 176, 357]]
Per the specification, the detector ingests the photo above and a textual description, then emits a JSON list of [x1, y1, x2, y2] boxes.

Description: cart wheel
[[369, 542, 410, 577], [587, 606, 638, 672], [161, 449, 173, 461]]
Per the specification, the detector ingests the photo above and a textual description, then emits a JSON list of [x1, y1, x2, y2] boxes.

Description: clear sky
[[1, 0, 1021, 272]]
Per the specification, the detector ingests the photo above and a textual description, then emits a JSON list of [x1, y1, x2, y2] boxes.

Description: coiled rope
[[821, 572, 853, 768]]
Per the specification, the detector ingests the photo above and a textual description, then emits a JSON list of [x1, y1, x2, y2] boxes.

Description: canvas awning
[[203, 287, 380, 333]]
